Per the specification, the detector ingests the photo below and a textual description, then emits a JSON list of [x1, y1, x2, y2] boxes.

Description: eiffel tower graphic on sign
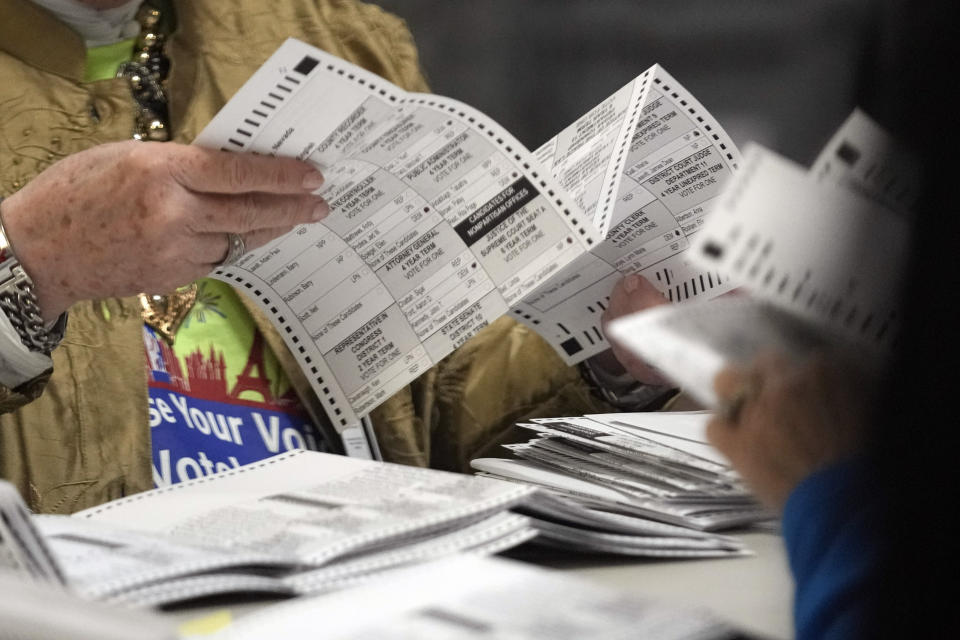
[[230, 332, 274, 403]]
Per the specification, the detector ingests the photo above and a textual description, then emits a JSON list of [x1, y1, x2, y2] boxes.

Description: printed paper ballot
[[607, 297, 846, 406], [473, 411, 772, 543], [688, 144, 909, 346], [606, 111, 910, 405], [514, 66, 741, 361], [196, 39, 601, 432], [194, 39, 742, 444], [1, 452, 536, 608], [811, 108, 920, 214]]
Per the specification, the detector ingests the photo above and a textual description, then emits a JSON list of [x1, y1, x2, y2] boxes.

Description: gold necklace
[[124, 1, 197, 344]]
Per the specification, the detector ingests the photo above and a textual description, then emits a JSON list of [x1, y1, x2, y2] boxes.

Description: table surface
[[165, 531, 793, 639], [505, 532, 793, 640]]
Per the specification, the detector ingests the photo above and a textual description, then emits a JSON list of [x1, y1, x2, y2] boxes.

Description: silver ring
[[219, 232, 246, 267]]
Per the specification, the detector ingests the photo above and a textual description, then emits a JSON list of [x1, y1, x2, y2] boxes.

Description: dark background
[[377, 0, 873, 165]]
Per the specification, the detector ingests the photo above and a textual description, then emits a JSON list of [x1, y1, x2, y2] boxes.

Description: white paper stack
[[2, 450, 537, 607], [201, 555, 739, 640], [472, 411, 773, 557]]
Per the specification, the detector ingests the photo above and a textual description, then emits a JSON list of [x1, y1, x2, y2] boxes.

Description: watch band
[[0, 196, 66, 354]]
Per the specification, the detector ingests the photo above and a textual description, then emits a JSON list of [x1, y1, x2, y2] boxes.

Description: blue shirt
[[782, 459, 878, 640]]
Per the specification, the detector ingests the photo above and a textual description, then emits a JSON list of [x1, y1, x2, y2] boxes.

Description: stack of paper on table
[[2, 450, 536, 607], [472, 411, 773, 558], [3, 416, 770, 609], [199, 555, 741, 640], [0, 552, 742, 640]]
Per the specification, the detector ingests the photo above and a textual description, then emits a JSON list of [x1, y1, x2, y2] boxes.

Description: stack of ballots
[[1, 450, 537, 608], [471, 411, 774, 558]]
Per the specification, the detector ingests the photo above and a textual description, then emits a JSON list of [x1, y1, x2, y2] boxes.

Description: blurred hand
[[598, 273, 671, 385], [706, 350, 870, 510], [2, 141, 329, 320]]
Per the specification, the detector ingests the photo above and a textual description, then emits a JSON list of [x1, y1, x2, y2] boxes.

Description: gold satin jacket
[[0, 0, 612, 513]]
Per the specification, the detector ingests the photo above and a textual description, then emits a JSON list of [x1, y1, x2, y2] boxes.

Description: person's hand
[[706, 350, 870, 511], [597, 273, 671, 385], [1, 141, 329, 320]]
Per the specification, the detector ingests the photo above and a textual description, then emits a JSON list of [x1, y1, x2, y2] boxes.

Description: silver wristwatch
[[0, 196, 66, 354]]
